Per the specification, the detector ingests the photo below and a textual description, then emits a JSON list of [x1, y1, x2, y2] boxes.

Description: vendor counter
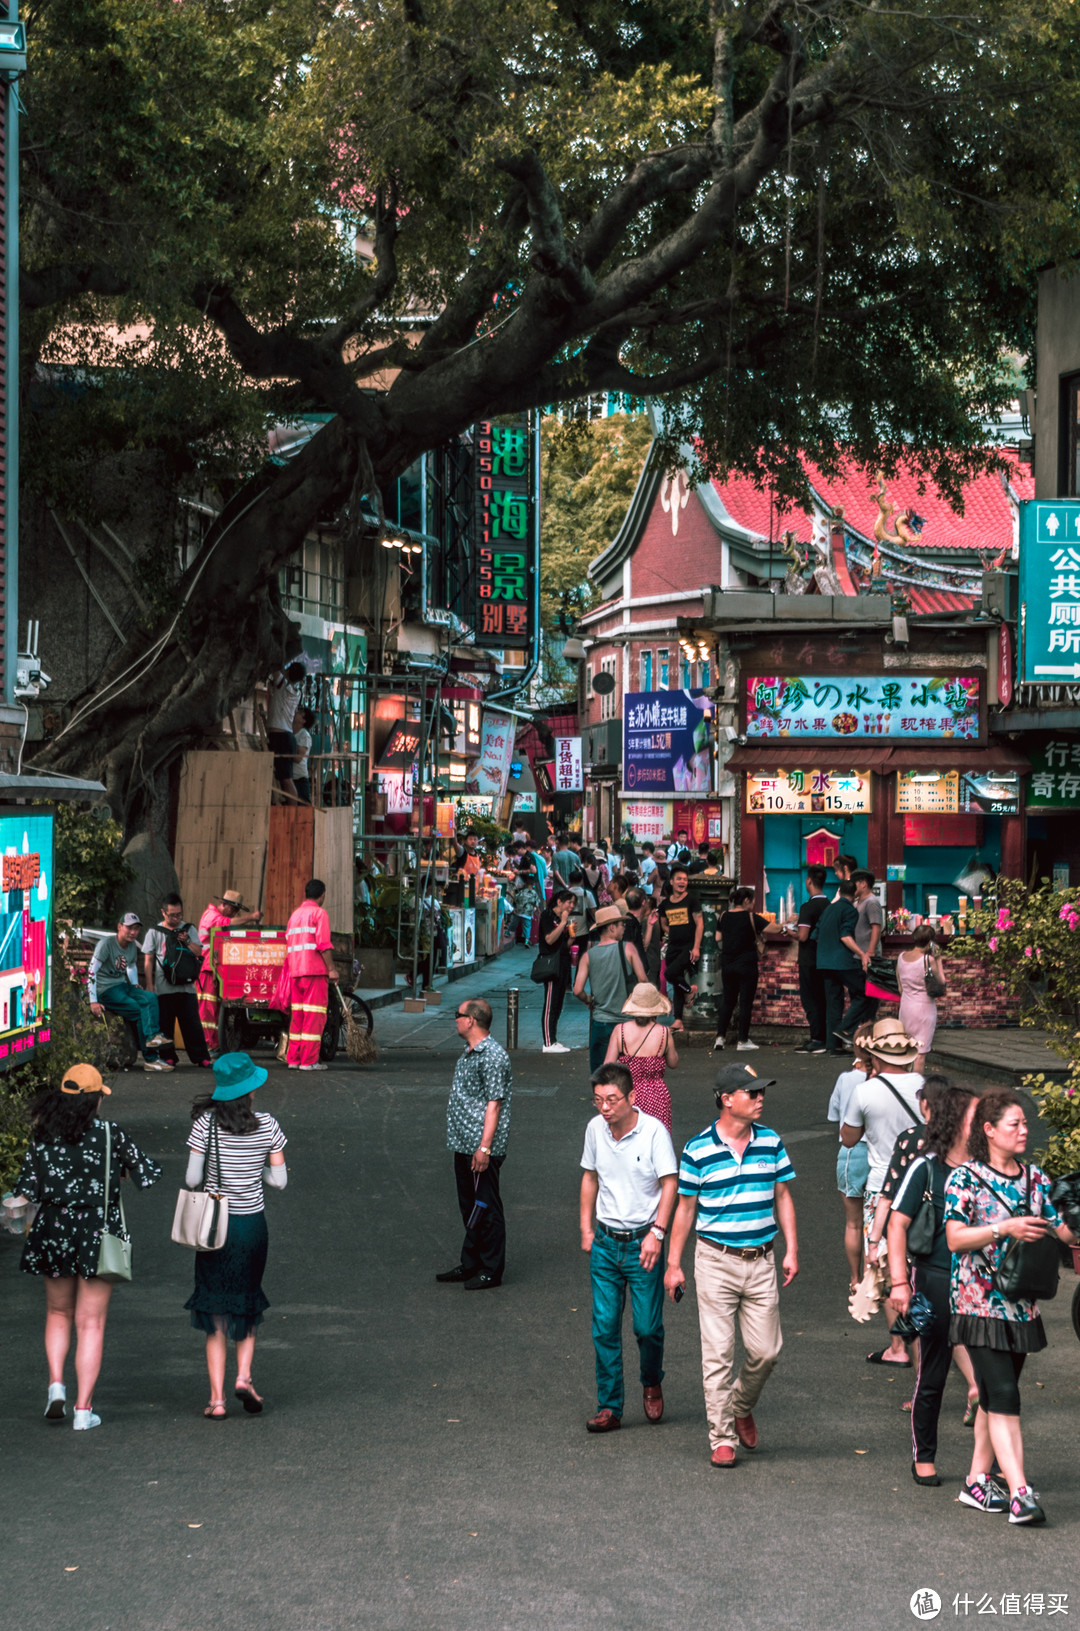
[[754, 932, 1016, 1030]]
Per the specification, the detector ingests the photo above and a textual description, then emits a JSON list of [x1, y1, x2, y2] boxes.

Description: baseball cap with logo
[[713, 1063, 777, 1098], [120, 912, 142, 927]]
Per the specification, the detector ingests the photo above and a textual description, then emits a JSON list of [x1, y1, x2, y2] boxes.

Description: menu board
[[745, 769, 871, 814], [895, 772, 959, 813]]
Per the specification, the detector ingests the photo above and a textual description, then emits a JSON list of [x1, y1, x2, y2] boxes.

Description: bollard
[[506, 987, 519, 1051]]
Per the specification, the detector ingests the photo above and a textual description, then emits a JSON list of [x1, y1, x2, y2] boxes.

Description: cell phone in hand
[[673, 1284, 684, 1303]]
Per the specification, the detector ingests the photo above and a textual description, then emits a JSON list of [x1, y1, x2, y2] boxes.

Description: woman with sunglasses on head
[[944, 1091, 1076, 1524], [887, 1082, 979, 1488], [14, 1064, 161, 1431]]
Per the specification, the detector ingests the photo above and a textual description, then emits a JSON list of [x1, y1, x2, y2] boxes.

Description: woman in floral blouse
[[944, 1091, 1076, 1525], [15, 1064, 161, 1431]]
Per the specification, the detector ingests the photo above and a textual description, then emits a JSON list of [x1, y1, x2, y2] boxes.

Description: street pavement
[[4, 944, 1079, 1631]]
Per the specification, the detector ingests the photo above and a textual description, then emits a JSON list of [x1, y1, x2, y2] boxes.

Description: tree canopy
[[26, 0, 1080, 818]]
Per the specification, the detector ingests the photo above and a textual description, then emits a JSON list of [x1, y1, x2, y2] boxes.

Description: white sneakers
[[542, 1043, 572, 1053], [73, 1408, 101, 1431], [299, 1063, 328, 1071], [144, 1059, 173, 1072], [145, 1032, 172, 1048], [712, 1038, 725, 1051], [737, 1040, 760, 1052], [45, 1382, 66, 1421]]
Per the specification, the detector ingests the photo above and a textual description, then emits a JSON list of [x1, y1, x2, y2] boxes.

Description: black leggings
[[541, 976, 568, 1046], [715, 968, 759, 1044], [910, 1263, 951, 1463], [968, 1346, 1026, 1417]]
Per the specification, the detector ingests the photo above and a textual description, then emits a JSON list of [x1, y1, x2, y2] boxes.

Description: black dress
[[17, 1120, 162, 1279]]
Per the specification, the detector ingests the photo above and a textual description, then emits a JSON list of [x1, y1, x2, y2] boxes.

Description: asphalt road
[[4, 946, 1078, 1631]]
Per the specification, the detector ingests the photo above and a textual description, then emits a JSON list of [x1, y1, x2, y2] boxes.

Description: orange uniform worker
[[196, 888, 262, 1055], [285, 878, 339, 1071]]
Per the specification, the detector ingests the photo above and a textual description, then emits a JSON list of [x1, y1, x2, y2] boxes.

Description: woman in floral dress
[[944, 1090, 1076, 1525], [15, 1063, 162, 1431]]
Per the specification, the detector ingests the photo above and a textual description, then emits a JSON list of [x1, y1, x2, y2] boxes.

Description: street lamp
[[0, 21, 25, 74]]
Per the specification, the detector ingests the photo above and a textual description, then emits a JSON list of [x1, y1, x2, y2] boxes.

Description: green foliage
[[51, 804, 132, 925], [354, 884, 402, 951], [457, 815, 511, 858], [1026, 1068, 1080, 1179]]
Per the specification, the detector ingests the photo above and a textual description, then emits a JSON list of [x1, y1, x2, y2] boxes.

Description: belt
[[596, 1221, 652, 1242], [702, 1238, 774, 1261]]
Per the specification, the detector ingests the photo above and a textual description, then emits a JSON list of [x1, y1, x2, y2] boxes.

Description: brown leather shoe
[[586, 1409, 622, 1434], [710, 1445, 736, 1468], [643, 1385, 664, 1423], [734, 1412, 758, 1450]]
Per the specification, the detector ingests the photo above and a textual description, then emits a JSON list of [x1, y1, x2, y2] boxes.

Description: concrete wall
[[1035, 266, 1080, 499]]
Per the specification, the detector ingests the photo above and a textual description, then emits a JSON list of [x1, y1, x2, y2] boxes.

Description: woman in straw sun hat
[[602, 983, 679, 1132], [14, 1063, 162, 1431]]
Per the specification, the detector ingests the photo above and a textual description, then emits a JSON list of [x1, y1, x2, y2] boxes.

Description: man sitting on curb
[[580, 1063, 678, 1434], [89, 913, 173, 1072]]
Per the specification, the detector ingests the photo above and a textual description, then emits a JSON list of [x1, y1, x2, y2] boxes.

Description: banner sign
[[472, 414, 535, 648], [622, 802, 671, 842], [554, 736, 583, 794], [672, 800, 726, 847], [466, 709, 515, 797], [746, 770, 871, 814], [383, 773, 414, 814], [0, 810, 54, 1071], [623, 690, 714, 793], [745, 674, 980, 741], [376, 719, 422, 771], [1019, 500, 1080, 680], [1025, 736, 1080, 809]]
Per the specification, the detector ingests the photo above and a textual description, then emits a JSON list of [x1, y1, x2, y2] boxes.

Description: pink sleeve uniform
[[285, 900, 333, 1068], [195, 904, 231, 1054]]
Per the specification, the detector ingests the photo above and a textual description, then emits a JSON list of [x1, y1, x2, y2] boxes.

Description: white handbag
[[171, 1113, 228, 1251]]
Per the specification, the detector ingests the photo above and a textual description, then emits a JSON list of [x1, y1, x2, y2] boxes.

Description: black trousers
[[798, 963, 826, 1044], [715, 967, 758, 1043], [910, 1262, 952, 1463], [822, 969, 876, 1049], [968, 1347, 1027, 1417], [665, 946, 696, 1020], [454, 1153, 506, 1282], [156, 992, 211, 1066], [541, 975, 568, 1045]]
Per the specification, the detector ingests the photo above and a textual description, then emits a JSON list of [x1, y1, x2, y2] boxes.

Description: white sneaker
[[736, 1040, 759, 1051], [299, 1063, 328, 1071], [45, 1382, 66, 1421], [145, 1033, 171, 1048], [73, 1409, 101, 1431], [712, 1038, 725, 1051], [542, 1043, 571, 1053], [144, 1059, 173, 1072]]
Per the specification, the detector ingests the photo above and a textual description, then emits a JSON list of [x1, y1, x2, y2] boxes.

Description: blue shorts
[[836, 1141, 869, 1199]]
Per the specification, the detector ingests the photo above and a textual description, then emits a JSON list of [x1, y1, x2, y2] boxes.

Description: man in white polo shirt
[[579, 1063, 679, 1434]]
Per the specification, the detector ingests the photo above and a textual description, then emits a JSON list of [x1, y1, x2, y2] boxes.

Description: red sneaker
[[586, 1409, 622, 1434]]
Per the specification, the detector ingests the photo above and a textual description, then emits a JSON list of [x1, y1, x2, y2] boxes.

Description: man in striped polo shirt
[[665, 1063, 798, 1467]]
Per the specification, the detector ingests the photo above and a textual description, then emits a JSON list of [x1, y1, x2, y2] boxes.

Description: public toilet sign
[[1019, 500, 1080, 680]]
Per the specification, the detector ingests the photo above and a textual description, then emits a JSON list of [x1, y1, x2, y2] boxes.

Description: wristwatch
[[650, 1225, 666, 1242], [990, 1223, 1001, 1242], [478, 1145, 491, 1155]]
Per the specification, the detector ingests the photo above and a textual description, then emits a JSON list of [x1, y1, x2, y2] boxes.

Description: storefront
[[728, 669, 1029, 916], [1024, 733, 1080, 886]]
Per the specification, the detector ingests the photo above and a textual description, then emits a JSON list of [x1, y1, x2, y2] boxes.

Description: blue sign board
[[623, 690, 713, 793], [745, 674, 981, 741], [1019, 500, 1080, 681]]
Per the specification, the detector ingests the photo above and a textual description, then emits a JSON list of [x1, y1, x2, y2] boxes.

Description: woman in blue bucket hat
[[184, 1053, 287, 1418]]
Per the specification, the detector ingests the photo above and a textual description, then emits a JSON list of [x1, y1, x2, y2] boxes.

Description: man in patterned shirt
[[437, 998, 513, 1290], [665, 1063, 798, 1467]]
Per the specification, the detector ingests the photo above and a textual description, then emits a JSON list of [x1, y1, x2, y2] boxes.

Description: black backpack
[[159, 924, 203, 986]]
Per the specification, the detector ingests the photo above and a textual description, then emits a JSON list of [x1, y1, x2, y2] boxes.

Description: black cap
[[713, 1063, 776, 1096]]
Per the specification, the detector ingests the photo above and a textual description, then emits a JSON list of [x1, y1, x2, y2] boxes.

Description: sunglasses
[[740, 1086, 767, 1099]]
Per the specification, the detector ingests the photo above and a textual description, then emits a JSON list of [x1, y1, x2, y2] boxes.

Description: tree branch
[[20, 262, 131, 309], [326, 182, 400, 350], [495, 150, 597, 304]]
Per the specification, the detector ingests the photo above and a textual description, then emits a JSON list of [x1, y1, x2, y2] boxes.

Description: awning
[[726, 743, 1030, 774], [0, 772, 108, 801]]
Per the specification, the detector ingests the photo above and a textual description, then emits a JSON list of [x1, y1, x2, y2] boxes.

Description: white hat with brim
[[621, 982, 672, 1019]]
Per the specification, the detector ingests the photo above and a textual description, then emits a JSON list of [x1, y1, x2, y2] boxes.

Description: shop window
[[658, 648, 670, 689], [1064, 373, 1080, 496], [499, 648, 528, 668], [640, 649, 653, 691], [600, 654, 617, 721], [681, 654, 693, 689], [700, 659, 711, 689]]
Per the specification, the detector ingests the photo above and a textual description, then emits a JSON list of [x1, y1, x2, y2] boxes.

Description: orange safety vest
[[285, 900, 332, 977]]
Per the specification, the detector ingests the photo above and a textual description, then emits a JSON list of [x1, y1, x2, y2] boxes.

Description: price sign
[[895, 772, 959, 814], [745, 769, 871, 814]]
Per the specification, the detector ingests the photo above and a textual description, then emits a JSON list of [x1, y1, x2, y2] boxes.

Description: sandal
[[204, 1400, 227, 1420], [866, 1349, 912, 1368], [234, 1378, 264, 1415]]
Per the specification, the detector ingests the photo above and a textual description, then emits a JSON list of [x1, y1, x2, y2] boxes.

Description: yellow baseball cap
[[60, 1063, 111, 1096]]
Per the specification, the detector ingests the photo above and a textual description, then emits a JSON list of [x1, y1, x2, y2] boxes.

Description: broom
[[336, 984, 377, 1064]]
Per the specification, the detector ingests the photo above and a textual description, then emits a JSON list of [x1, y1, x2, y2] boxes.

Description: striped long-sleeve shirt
[[678, 1122, 796, 1250]]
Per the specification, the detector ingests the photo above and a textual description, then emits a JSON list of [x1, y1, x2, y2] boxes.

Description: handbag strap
[[207, 1112, 224, 1193], [100, 1119, 127, 1236]]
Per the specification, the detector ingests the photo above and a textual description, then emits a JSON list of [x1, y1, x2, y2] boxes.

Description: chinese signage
[[745, 770, 871, 814], [383, 773, 413, 814], [472, 414, 535, 649], [466, 709, 515, 797], [215, 929, 286, 1006], [623, 690, 714, 793], [376, 719, 422, 771], [896, 772, 959, 814], [1025, 737, 1080, 808], [744, 675, 981, 741], [623, 802, 670, 842], [0, 811, 54, 1072], [1019, 500, 1080, 681], [673, 800, 725, 847], [554, 736, 583, 794]]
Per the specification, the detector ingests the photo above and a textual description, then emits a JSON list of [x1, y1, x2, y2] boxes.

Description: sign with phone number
[[745, 770, 871, 814]]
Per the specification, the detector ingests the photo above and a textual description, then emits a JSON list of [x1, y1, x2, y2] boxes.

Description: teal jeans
[[100, 985, 162, 1060], [590, 1224, 665, 1415]]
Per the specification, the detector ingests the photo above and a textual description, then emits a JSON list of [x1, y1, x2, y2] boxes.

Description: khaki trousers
[[694, 1238, 783, 1449]]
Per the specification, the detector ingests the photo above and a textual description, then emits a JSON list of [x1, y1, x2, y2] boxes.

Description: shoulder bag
[[530, 947, 562, 983], [96, 1120, 133, 1282], [171, 1114, 229, 1252], [866, 953, 900, 999], [974, 1166, 1059, 1303], [924, 952, 947, 1000], [158, 923, 204, 987], [904, 1157, 938, 1258]]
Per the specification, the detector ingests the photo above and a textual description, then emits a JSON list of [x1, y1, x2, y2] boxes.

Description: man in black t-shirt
[[795, 866, 830, 1055], [687, 842, 711, 876], [657, 865, 703, 1028]]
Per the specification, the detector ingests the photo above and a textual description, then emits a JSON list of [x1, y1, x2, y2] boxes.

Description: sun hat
[[855, 1017, 919, 1067], [594, 904, 624, 928], [211, 1051, 268, 1101], [621, 982, 672, 1019], [60, 1063, 111, 1097], [222, 889, 245, 906]]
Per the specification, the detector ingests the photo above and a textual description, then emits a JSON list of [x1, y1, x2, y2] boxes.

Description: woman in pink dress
[[602, 983, 679, 1132], [897, 924, 946, 1074]]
